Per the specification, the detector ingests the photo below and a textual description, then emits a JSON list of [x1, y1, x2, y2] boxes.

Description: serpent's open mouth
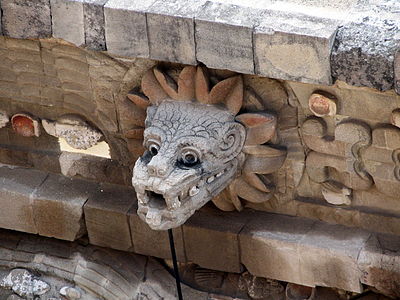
[[134, 164, 236, 230]]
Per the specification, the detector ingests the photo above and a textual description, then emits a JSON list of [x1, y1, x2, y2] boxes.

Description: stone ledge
[[0, 0, 398, 92]]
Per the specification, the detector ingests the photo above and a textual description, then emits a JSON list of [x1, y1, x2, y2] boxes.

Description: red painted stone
[[11, 114, 39, 137]]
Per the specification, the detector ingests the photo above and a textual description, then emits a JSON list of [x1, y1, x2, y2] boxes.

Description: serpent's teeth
[[189, 186, 199, 196], [216, 171, 224, 178], [146, 209, 161, 226], [167, 196, 181, 209], [137, 193, 149, 205], [207, 176, 215, 183]]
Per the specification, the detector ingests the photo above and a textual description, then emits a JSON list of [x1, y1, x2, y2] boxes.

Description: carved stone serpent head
[[130, 66, 286, 230]]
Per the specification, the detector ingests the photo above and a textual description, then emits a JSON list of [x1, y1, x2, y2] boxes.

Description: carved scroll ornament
[[128, 66, 287, 230]]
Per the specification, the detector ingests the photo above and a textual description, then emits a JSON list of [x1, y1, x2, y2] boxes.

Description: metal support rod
[[168, 229, 183, 300]]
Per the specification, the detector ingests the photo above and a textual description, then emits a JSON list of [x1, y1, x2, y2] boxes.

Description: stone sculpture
[[131, 66, 287, 229]]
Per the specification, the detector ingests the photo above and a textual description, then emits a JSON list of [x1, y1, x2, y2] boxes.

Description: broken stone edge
[[0, 0, 399, 92]]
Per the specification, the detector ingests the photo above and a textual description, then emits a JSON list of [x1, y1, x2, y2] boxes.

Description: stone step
[[0, 164, 399, 296]]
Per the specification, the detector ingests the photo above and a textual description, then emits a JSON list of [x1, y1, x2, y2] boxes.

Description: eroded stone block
[[1, 0, 52, 39], [32, 174, 98, 241], [254, 11, 338, 84], [183, 206, 249, 273], [129, 207, 186, 262], [331, 21, 400, 91], [147, 0, 205, 64], [240, 213, 315, 285], [83, 0, 107, 50], [0, 166, 48, 234], [395, 49, 400, 95], [195, 1, 258, 74], [104, 0, 156, 57], [50, 0, 85, 46], [84, 183, 136, 251]]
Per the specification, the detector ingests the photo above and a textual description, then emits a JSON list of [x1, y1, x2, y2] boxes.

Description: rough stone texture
[[32, 174, 99, 241], [358, 233, 400, 299], [104, 0, 156, 57], [1, 0, 52, 39], [331, 21, 400, 91], [183, 207, 249, 273], [0, 165, 48, 234], [83, 0, 108, 51], [195, 1, 258, 74], [254, 11, 339, 84], [84, 183, 136, 251], [146, 0, 206, 64], [395, 49, 400, 94], [129, 207, 187, 262], [50, 0, 85, 46]]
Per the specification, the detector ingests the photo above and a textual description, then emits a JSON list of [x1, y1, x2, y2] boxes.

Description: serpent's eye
[[181, 148, 200, 167], [148, 142, 160, 156]]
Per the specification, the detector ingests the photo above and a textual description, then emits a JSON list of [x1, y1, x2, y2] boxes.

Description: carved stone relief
[[129, 66, 288, 230]]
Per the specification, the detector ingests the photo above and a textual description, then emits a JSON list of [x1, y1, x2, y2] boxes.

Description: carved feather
[[177, 66, 196, 100], [153, 67, 179, 99], [195, 66, 210, 104], [141, 68, 168, 104], [127, 91, 150, 110], [236, 112, 277, 145]]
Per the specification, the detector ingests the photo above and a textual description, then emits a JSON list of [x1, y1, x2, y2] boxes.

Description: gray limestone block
[[195, 1, 260, 74], [254, 11, 340, 85], [395, 48, 400, 94], [0, 166, 48, 234], [146, 0, 206, 65], [0, 0, 2, 35], [331, 20, 400, 91], [104, 0, 156, 58], [83, 0, 108, 51], [50, 0, 85, 46], [1, 0, 52, 39]]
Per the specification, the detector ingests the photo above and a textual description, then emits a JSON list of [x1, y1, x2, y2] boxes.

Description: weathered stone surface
[[104, 0, 155, 57], [240, 213, 315, 286], [50, 0, 85, 46], [331, 21, 400, 91], [0, 166, 48, 234], [395, 49, 400, 94], [129, 207, 186, 262], [146, 0, 205, 64], [83, 0, 107, 50], [183, 207, 249, 273], [1, 0, 52, 38], [298, 222, 368, 292], [32, 174, 98, 241], [195, 1, 258, 74], [254, 11, 339, 84], [358, 233, 400, 298], [84, 183, 136, 251]]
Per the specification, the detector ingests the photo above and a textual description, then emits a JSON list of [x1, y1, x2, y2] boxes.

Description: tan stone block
[[240, 213, 315, 284], [298, 222, 369, 292], [0, 166, 48, 234], [84, 183, 136, 251], [128, 206, 186, 262], [359, 212, 400, 236], [358, 233, 400, 298], [32, 174, 98, 241], [183, 206, 250, 273]]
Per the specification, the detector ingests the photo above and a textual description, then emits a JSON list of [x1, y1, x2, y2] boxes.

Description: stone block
[[240, 213, 315, 285], [146, 0, 205, 64], [183, 206, 250, 273], [104, 0, 156, 57], [395, 48, 400, 95], [298, 222, 369, 292], [32, 174, 98, 241], [195, 1, 259, 74], [50, 0, 85, 46], [1, 0, 52, 39], [128, 206, 186, 262], [358, 233, 400, 298], [254, 11, 339, 84], [83, 0, 107, 50], [84, 183, 136, 251], [0, 166, 48, 234], [331, 22, 400, 91]]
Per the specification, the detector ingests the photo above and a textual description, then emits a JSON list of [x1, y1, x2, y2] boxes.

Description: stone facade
[[0, 0, 399, 298]]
